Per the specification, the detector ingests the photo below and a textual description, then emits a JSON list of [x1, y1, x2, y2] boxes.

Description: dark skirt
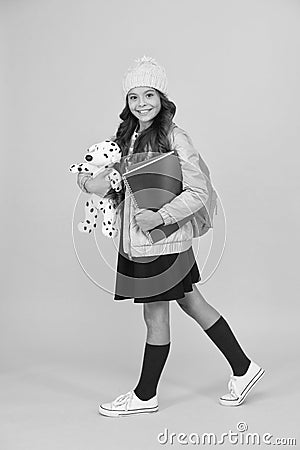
[[114, 210, 201, 304]]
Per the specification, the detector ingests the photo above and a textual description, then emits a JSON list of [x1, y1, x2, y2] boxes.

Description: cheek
[[154, 101, 161, 112], [128, 101, 136, 112], [154, 97, 161, 107]]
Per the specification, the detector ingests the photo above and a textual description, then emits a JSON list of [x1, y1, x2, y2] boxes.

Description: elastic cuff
[[157, 208, 175, 225], [82, 177, 91, 193], [79, 175, 92, 193], [157, 211, 165, 225]]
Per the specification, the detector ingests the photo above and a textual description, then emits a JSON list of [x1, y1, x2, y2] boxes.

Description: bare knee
[[176, 296, 193, 314], [143, 301, 170, 328], [176, 287, 202, 314]]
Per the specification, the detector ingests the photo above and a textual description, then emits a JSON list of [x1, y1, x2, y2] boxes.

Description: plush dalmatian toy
[[70, 140, 122, 237]]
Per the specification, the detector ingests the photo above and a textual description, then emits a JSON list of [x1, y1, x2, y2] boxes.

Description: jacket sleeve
[[157, 129, 209, 225]]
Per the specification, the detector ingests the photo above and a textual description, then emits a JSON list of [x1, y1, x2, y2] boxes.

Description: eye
[[146, 93, 154, 97], [129, 95, 137, 101]]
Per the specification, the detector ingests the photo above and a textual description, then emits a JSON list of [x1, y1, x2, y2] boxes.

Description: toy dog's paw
[[70, 163, 92, 174], [109, 170, 122, 192], [69, 164, 83, 173], [111, 182, 122, 192], [102, 221, 118, 238], [77, 164, 91, 173], [78, 220, 97, 234]]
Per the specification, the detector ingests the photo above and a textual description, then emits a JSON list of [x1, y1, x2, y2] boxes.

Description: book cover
[[122, 151, 183, 244]]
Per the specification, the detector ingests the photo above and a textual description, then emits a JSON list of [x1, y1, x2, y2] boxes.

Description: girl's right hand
[[77, 164, 114, 196]]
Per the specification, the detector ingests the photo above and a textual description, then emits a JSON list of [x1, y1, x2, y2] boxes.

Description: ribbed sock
[[134, 341, 171, 401], [204, 316, 251, 376]]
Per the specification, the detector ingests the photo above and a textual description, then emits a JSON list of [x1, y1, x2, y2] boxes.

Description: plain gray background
[[1, 0, 299, 449]]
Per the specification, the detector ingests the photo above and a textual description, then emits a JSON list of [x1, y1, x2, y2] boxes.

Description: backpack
[[168, 124, 218, 238]]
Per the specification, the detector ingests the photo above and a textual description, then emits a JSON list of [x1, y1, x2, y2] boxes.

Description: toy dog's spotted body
[[70, 140, 122, 237]]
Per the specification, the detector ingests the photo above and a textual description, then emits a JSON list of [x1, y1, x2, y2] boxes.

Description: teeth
[[138, 109, 151, 114]]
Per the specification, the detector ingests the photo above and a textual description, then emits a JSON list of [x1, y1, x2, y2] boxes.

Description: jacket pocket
[[130, 214, 193, 249]]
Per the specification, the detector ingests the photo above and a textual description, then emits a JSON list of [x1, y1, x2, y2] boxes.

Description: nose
[[138, 97, 146, 107], [85, 154, 93, 162]]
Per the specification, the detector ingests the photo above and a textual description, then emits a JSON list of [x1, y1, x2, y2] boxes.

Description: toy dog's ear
[[111, 152, 122, 163]]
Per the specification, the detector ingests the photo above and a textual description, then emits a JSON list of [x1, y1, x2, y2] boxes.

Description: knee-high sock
[[134, 341, 171, 401], [204, 316, 251, 376]]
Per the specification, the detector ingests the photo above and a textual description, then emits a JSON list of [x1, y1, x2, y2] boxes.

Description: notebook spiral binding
[[122, 175, 155, 245]]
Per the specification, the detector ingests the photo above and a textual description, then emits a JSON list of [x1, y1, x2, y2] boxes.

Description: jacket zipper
[[123, 129, 139, 261], [127, 194, 132, 260]]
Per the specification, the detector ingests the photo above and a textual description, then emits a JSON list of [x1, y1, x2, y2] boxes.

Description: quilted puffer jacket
[[120, 123, 209, 260]]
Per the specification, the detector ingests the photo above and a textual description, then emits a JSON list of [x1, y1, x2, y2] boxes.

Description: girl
[[77, 56, 265, 418]]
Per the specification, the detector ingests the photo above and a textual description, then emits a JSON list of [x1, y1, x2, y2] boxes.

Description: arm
[[157, 129, 209, 225], [76, 167, 113, 197], [77, 173, 92, 193], [84, 176, 110, 196]]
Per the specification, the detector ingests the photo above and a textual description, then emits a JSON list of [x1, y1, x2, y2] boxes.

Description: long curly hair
[[104, 89, 177, 209]]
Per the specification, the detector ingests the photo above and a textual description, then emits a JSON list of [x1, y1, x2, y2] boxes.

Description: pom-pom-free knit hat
[[122, 55, 168, 98]]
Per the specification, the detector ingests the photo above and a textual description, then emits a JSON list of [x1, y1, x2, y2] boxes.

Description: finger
[[135, 208, 147, 216], [94, 167, 112, 178], [104, 167, 114, 175]]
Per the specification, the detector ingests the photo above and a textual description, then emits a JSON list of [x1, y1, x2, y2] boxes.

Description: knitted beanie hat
[[122, 55, 168, 98]]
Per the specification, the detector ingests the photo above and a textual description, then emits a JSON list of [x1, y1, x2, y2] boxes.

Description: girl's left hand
[[134, 209, 164, 232]]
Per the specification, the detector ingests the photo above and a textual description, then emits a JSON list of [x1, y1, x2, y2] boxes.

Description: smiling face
[[127, 86, 161, 131]]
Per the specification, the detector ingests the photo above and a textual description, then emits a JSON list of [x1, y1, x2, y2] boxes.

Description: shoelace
[[112, 390, 134, 410], [228, 376, 239, 398]]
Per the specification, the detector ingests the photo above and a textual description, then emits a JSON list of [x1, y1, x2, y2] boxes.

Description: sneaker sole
[[98, 405, 159, 417], [219, 368, 265, 407]]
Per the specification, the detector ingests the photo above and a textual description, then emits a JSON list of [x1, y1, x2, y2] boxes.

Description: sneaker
[[98, 390, 159, 417], [219, 361, 265, 406]]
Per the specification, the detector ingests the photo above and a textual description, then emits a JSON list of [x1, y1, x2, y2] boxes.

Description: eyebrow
[[128, 89, 155, 95]]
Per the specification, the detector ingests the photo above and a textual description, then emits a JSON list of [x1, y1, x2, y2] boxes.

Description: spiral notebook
[[122, 151, 183, 244]]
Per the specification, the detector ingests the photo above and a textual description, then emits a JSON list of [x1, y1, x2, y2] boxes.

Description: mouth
[[137, 108, 153, 115]]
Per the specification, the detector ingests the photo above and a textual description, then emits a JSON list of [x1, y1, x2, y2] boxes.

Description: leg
[[176, 284, 221, 330], [143, 300, 170, 344], [134, 301, 171, 400], [176, 284, 251, 376]]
